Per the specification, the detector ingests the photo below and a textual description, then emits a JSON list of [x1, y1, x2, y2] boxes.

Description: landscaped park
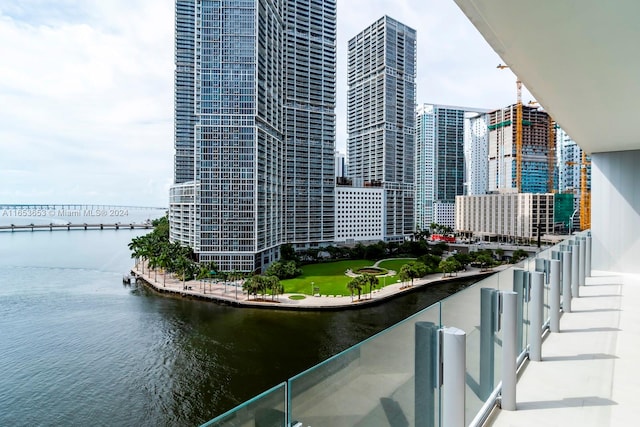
[[280, 258, 412, 299], [128, 217, 530, 305]]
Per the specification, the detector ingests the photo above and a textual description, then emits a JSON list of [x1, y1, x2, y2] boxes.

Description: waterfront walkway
[[129, 263, 504, 309], [488, 271, 640, 426]]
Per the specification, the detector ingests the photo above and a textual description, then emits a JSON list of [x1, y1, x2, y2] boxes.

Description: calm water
[[0, 226, 476, 426]]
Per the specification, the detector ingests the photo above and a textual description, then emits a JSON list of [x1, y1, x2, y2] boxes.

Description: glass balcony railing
[[200, 383, 286, 427], [202, 232, 590, 427]]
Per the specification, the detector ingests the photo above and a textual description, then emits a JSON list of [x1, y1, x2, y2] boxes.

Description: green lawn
[[281, 259, 374, 296], [377, 258, 416, 276], [281, 258, 416, 296]]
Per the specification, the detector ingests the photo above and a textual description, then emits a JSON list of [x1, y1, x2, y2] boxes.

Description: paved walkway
[[488, 271, 640, 426], [128, 262, 504, 309]]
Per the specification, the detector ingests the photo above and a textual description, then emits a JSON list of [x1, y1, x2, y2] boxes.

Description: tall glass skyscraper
[[415, 104, 489, 230], [170, 0, 336, 272], [284, 0, 336, 248], [347, 16, 416, 241]]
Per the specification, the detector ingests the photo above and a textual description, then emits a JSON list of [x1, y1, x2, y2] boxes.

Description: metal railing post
[[415, 322, 438, 427], [562, 250, 572, 313], [579, 237, 586, 287], [571, 243, 579, 298], [512, 269, 528, 353], [501, 291, 518, 411], [586, 234, 592, 277], [442, 327, 466, 427], [529, 271, 544, 362], [480, 288, 498, 400], [549, 259, 561, 333]]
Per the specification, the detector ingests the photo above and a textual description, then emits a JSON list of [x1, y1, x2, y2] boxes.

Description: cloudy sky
[[0, 0, 533, 207]]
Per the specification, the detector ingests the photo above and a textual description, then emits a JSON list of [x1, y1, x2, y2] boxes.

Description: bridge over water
[[0, 204, 166, 211], [0, 204, 166, 232], [0, 223, 154, 232]]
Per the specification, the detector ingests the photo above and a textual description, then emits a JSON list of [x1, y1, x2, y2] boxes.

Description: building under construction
[[488, 104, 554, 193]]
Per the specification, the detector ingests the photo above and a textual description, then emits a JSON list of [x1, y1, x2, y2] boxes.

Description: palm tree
[[365, 274, 379, 299], [347, 275, 366, 301], [175, 255, 194, 289], [399, 263, 415, 287], [267, 276, 283, 301], [157, 244, 171, 287], [243, 276, 259, 300], [128, 237, 141, 269], [148, 255, 159, 282], [196, 264, 209, 292]]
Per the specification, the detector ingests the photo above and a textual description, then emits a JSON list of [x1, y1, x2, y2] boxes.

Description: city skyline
[[0, 0, 535, 207]]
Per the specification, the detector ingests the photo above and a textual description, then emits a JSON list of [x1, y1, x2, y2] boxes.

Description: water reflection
[[130, 278, 478, 425]]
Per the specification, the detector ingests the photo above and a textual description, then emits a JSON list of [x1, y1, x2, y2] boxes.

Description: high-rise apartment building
[[347, 16, 416, 241], [465, 112, 490, 196], [174, 0, 196, 184], [169, 0, 336, 272], [488, 104, 553, 193], [284, 0, 336, 247], [415, 104, 489, 231]]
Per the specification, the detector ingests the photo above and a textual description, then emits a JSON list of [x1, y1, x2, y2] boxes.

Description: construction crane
[[498, 64, 524, 192], [565, 155, 591, 231]]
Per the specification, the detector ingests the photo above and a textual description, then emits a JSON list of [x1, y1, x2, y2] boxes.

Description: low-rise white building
[[433, 201, 456, 230], [455, 192, 554, 242], [169, 182, 198, 251], [335, 183, 385, 244]]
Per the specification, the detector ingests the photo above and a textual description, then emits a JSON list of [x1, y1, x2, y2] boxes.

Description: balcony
[[199, 231, 634, 426]]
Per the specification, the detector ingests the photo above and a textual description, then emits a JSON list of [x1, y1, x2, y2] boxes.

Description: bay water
[[0, 217, 475, 426]]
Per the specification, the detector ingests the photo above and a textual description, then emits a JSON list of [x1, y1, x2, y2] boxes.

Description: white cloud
[[0, 1, 173, 206], [0, 0, 533, 206]]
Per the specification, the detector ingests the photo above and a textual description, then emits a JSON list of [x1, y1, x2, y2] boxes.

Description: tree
[[364, 241, 386, 260], [265, 275, 283, 301], [175, 255, 196, 289], [196, 264, 209, 292], [265, 260, 301, 280], [412, 227, 430, 242], [431, 242, 449, 257], [418, 253, 442, 273], [451, 252, 472, 269], [362, 273, 379, 299], [439, 258, 462, 277], [399, 263, 416, 287], [475, 252, 495, 271], [242, 276, 259, 299], [510, 249, 528, 264], [128, 237, 142, 269], [279, 243, 299, 264], [347, 276, 366, 301], [348, 243, 364, 260]]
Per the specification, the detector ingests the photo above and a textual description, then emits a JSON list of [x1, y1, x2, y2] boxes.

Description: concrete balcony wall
[[592, 149, 640, 274]]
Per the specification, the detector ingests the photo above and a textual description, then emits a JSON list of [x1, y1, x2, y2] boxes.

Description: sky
[[0, 0, 534, 207]]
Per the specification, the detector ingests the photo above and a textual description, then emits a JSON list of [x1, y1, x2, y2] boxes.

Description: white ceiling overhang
[[454, 0, 640, 154]]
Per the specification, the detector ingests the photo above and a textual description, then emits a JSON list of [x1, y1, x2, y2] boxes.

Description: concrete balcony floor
[[487, 271, 640, 426]]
